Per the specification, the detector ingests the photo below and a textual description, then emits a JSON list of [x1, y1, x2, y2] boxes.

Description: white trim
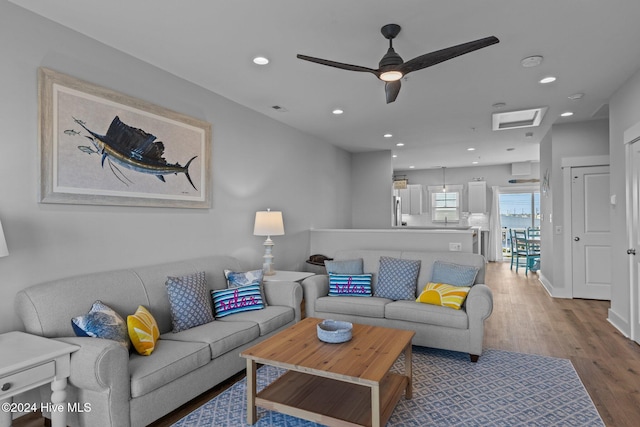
[[624, 122, 640, 342], [497, 185, 539, 194], [562, 166, 573, 298]]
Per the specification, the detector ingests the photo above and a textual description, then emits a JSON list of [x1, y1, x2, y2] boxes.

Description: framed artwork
[[38, 67, 212, 208]]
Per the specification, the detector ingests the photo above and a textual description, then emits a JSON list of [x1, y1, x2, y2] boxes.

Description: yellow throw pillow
[[127, 306, 160, 356], [416, 282, 471, 310]]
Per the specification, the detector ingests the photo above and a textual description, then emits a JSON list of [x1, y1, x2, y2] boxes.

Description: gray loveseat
[[14, 255, 302, 427], [301, 249, 492, 362]]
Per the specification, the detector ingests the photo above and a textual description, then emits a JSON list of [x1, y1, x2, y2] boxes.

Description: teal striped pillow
[[211, 284, 264, 318], [328, 273, 372, 296]]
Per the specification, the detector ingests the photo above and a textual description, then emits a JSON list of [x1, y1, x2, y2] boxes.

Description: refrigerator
[[392, 196, 402, 226]]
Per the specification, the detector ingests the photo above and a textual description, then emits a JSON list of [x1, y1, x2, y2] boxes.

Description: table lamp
[[0, 219, 8, 258], [253, 209, 284, 275]]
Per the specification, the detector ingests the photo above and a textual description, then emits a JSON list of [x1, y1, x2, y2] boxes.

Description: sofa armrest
[[301, 275, 330, 318], [55, 337, 130, 393], [263, 281, 303, 321], [464, 284, 494, 356]]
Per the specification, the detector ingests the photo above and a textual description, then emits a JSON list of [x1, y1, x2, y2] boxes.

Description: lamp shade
[[0, 220, 8, 258], [253, 210, 284, 237]]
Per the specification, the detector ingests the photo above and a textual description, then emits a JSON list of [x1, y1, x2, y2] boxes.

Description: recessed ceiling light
[[561, 111, 574, 117], [396, 142, 405, 147], [409, 165, 415, 169], [472, 161, 479, 164], [467, 147, 476, 151], [506, 147, 515, 151], [384, 133, 393, 138], [392, 154, 398, 158], [332, 109, 344, 115], [568, 93, 585, 100], [539, 76, 557, 84], [521, 55, 543, 68], [492, 102, 507, 109], [252, 56, 269, 65]]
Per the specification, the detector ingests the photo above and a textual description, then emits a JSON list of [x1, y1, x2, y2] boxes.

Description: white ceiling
[[11, 0, 640, 170]]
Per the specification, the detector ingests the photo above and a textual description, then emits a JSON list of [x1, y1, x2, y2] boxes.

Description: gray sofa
[[301, 249, 492, 362], [14, 255, 302, 427]]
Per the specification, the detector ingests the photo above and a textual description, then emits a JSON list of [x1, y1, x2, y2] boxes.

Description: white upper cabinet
[[468, 181, 487, 213], [398, 184, 423, 215]]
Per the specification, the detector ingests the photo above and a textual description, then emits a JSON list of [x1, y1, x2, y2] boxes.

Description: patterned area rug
[[172, 347, 604, 427]]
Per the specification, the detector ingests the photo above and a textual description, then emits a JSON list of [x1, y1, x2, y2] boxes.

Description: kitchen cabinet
[[468, 181, 487, 213], [398, 184, 423, 215]]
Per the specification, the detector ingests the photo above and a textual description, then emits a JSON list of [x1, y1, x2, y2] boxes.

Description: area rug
[[172, 347, 604, 427]]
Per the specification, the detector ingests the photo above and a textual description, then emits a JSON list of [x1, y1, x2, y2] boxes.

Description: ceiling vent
[[492, 107, 548, 131]]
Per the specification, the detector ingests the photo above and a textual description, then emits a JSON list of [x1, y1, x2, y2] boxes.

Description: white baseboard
[[607, 308, 630, 338], [538, 273, 572, 299]]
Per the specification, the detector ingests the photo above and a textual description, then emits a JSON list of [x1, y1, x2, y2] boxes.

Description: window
[[429, 185, 462, 222], [499, 192, 540, 229]]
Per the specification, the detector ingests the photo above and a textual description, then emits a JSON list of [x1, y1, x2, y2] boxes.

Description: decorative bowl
[[317, 319, 353, 343]]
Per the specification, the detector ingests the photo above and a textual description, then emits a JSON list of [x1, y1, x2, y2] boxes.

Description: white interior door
[[630, 142, 640, 343], [571, 165, 611, 300]]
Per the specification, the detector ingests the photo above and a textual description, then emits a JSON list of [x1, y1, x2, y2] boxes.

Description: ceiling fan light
[[380, 70, 403, 82]]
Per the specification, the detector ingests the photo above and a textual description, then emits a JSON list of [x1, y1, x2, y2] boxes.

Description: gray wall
[[609, 67, 640, 334], [351, 150, 393, 228], [0, 1, 353, 333], [545, 120, 609, 296]]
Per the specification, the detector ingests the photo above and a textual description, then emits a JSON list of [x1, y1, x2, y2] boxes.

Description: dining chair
[[514, 229, 540, 275], [511, 229, 528, 272]]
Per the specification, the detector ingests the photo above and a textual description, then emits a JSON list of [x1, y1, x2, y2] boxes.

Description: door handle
[[574, 237, 580, 241], [628, 249, 637, 255]]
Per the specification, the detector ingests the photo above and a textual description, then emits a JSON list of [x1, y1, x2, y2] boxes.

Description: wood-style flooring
[[15, 261, 640, 426]]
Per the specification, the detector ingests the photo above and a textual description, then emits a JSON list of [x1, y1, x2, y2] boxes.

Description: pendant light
[[441, 167, 447, 192]]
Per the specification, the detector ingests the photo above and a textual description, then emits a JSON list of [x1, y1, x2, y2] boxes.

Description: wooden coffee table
[[240, 317, 415, 427]]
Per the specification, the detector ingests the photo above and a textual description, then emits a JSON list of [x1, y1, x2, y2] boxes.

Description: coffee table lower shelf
[[255, 370, 408, 427]]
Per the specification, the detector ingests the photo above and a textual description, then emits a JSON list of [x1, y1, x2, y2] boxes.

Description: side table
[[262, 270, 315, 283], [0, 332, 79, 427]]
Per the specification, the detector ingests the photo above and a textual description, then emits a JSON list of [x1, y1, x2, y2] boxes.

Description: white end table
[[0, 332, 79, 427], [263, 270, 315, 283]]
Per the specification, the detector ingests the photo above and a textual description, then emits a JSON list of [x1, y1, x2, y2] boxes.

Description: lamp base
[[262, 237, 276, 276]]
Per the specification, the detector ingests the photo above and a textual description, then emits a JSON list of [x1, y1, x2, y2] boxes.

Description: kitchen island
[[309, 228, 479, 258]]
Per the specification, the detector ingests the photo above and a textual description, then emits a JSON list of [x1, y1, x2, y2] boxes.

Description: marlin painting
[[73, 116, 198, 190]]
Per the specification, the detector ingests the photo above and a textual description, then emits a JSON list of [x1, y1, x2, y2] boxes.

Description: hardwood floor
[[15, 261, 640, 426]]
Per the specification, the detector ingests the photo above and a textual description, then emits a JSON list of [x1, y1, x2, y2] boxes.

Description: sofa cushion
[[166, 271, 214, 332], [129, 339, 210, 398], [71, 300, 130, 349], [328, 274, 372, 296], [219, 306, 294, 336], [416, 283, 471, 310], [160, 319, 259, 359], [385, 300, 468, 329], [431, 261, 479, 287], [212, 284, 265, 318], [374, 257, 421, 300], [325, 259, 364, 275], [315, 296, 391, 318], [127, 305, 160, 356]]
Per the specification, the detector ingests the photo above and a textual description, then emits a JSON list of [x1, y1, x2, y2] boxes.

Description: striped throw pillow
[[328, 273, 373, 296], [416, 282, 471, 310], [212, 284, 265, 318]]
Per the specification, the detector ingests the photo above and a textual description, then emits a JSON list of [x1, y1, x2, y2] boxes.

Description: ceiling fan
[[297, 24, 499, 104]]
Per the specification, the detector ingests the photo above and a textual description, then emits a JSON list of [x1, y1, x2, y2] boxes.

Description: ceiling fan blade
[[400, 36, 499, 75], [297, 54, 379, 75], [385, 80, 401, 104]]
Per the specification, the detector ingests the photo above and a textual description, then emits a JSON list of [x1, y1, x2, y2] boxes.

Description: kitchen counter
[[309, 228, 479, 257]]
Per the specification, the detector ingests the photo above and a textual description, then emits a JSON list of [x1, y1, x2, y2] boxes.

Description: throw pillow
[[71, 300, 130, 349], [166, 271, 214, 333], [224, 269, 267, 306], [127, 305, 160, 356], [431, 261, 479, 287], [212, 284, 265, 318], [324, 259, 364, 275], [417, 282, 471, 310], [374, 257, 421, 300], [328, 273, 373, 296]]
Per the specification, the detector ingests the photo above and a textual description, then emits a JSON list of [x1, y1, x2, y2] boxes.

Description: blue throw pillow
[[224, 269, 268, 306], [374, 257, 421, 300], [166, 271, 214, 332], [431, 261, 479, 287], [212, 284, 265, 318], [324, 259, 364, 275], [71, 300, 130, 349], [328, 273, 372, 296]]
